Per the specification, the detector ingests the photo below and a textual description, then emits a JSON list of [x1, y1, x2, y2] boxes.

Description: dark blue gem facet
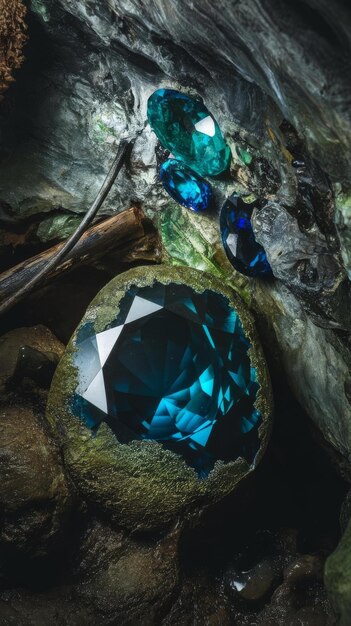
[[71, 283, 262, 477], [160, 159, 213, 212], [220, 195, 273, 278]]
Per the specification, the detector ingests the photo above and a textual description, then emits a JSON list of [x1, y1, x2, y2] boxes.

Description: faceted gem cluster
[[160, 159, 213, 212], [147, 89, 231, 177], [220, 194, 273, 278], [71, 282, 262, 477]]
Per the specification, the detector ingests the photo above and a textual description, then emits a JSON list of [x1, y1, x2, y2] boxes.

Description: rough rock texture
[[0, 521, 180, 625], [326, 518, 351, 625], [75, 522, 179, 623], [0, 381, 342, 625], [0, 0, 27, 97], [47, 265, 272, 530], [0, 403, 72, 562], [253, 282, 351, 461]]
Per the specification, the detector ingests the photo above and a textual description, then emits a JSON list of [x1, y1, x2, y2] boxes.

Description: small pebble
[[284, 555, 324, 584], [226, 559, 275, 601]]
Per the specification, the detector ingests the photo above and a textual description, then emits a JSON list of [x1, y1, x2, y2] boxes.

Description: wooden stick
[[0, 139, 130, 315], [0, 207, 159, 303]]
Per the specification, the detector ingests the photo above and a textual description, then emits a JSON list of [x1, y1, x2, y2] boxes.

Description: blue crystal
[[220, 195, 273, 278], [160, 159, 213, 212], [71, 283, 262, 477]]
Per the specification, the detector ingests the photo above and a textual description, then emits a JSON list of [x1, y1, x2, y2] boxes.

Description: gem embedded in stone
[[160, 158, 213, 212], [71, 283, 262, 477], [220, 195, 273, 278], [147, 88, 231, 177]]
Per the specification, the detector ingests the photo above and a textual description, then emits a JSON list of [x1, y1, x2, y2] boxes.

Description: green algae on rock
[[47, 265, 272, 530], [325, 518, 351, 626], [0, 403, 73, 560]]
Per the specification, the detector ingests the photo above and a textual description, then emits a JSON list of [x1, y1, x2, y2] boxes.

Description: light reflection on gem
[[220, 195, 273, 278], [71, 283, 262, 477]]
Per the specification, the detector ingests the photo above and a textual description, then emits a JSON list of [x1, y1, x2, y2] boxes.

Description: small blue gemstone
[[71, 283, 262, 477], [220, 195, 273, 278], [160, 159, 213, 212]]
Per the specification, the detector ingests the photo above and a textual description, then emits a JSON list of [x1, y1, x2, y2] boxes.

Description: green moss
[[47, 265, 272, 530], [325, 520, 351, 625], [236, 145, 253, 166], [156, 204, 253, 303], [36, 213, 81, 243]]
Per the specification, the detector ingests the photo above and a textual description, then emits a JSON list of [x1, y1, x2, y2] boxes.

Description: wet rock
[[225, 559, 275, 601], [0, 404, 73, 566], [10, 345, 60, 389], [0, 325, 64, 391], [162, 574, 232, 626], [253, 281, 351, 468], [325, 519, 351, 626], [284, 555, 324, 584], [76, 522, 179, 623]]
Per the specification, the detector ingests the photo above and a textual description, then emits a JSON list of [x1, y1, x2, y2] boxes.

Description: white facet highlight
[[125, 296, 163, 324], [82, 369, 107, 414], [194, 115, 216, 137], [227, 233, 238, 257], [96, 326, 123, 366]]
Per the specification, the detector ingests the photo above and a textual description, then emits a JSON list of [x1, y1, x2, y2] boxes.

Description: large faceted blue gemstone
[[147, 89, 231, 177], [220, 195, 273, 278], [160, 159, 213, 212], [71, 283, 262, 477]]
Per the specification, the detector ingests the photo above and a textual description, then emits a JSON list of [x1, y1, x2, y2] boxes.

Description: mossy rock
[[325, 518, 351, 625], [47, 265, 272, 530]]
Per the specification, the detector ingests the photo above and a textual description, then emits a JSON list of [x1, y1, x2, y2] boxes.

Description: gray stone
[[0, 325, 64, 391], [0, 403, 73, 561]]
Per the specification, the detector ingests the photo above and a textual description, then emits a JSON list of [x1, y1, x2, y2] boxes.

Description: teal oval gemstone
[[147, 89, 231, 177]]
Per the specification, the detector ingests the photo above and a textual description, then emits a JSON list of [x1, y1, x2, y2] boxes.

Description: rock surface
[[0, 522, 180, 625], [0, 0, 27, 97], [326, 518, 351, 625], [0, 0, 350, 472], [0, 403, 72, 563], [0, 324, 64, 391], [0, 0, 349, 276]]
